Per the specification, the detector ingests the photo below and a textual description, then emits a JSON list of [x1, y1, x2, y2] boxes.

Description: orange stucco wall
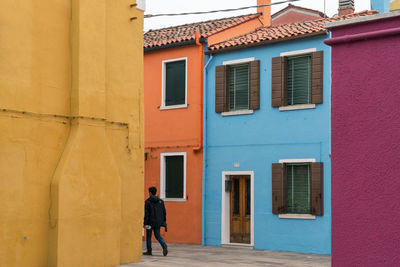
[[144, 44, 203, 244], [208, 18, 263, 46]]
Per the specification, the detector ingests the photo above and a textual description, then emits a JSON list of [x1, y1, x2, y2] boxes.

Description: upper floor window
[[162, 58, 187, 109], [215, 58, 260, 114], [229, 63, 250, 111], [272, 50, 323, 109], [287, 55, 311, 106]]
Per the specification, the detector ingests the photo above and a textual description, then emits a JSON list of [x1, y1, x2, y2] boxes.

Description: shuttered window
[[229, 64, 250, 111], [287, 55, 311, 105], [286, 163, 311, 214], [165, 60, 186, 106], [271, 51, 323, 107], [215, 60, 260, 113], [165, 155, 184, 198], [272, 162, 323, 215]]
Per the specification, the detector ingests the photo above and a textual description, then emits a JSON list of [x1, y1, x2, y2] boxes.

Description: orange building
[[143, 1, 273, 243], [143, 0, 326, 245]]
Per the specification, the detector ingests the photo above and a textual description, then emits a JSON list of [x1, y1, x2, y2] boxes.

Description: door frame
[[221, 171, 254, 246]]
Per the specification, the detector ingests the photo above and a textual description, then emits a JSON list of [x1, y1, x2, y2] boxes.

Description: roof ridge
[[145, 12, 260, 33], [208, 9, 379, 52]]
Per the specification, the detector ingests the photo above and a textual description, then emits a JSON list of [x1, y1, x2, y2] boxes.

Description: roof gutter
[[324, 27, 400, 46], [144, 37, 207, 52], [206, 31, 327, 55]]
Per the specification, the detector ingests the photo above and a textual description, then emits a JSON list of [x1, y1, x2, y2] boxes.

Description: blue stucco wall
[[203, 35, 331, 254]]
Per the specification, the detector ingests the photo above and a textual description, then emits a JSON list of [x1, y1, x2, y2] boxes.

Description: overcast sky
[[144, 0, 371, 31]]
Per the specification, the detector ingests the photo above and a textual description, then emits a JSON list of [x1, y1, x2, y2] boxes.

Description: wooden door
[[230, 175, 251, 244]]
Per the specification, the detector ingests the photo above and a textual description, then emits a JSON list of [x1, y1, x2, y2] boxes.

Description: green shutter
[[165, 156, 184, 198], [165, 60, 186, 106], [286, 163, 311, 214], [287, 55, 311, 105], [229, 64, 249, 111]]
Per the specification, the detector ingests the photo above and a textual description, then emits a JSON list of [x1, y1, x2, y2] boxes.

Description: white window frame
[[278, 158, 316, 220], [220, 57, 255, 116], [160, 152, 187, 202], [279, 48, 318, 111], [161, 57, 188, 110]]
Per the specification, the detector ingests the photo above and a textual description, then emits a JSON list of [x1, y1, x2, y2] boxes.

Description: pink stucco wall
[[328, 16, 400, 267]]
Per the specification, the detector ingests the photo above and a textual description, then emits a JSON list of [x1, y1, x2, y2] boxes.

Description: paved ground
[[120, 243, 331, 267]]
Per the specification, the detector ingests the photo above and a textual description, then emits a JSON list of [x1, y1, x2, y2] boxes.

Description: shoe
[[142, 251, 152, 256], [162, 244, 168, 256]]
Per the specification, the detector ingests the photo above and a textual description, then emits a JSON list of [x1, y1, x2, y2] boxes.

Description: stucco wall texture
[[204, 36, 332, 254], [0, 1, 144, 266], [144, 45, 203, 244], [272, 10, 321, 25], [327, 16, 400, 267]]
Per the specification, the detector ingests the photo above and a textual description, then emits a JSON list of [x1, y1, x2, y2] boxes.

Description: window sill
[[279, 104, 316, 111], [159, 104, 188, 110], [222, 110, 254, 117], [279, 214, 316, 220], [162, 198, 187, 202]]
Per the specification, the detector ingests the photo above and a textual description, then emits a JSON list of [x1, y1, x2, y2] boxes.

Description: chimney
[[338, 0, 355, 16], [257, 0, 271, 27]]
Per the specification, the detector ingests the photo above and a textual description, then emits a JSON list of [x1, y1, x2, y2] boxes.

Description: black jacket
[[144, 195, 167, 229]]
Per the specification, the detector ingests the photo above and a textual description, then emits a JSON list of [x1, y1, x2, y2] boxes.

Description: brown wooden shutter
[[311, 51, 323, 104], [271, 56, 287, 107], [215, 65, 229, 113], [272, 163, 286, 214], [249, 60, 260, 110], [311, 162, 323, 216]]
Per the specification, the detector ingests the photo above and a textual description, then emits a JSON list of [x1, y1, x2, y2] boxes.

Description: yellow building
[[391, 0, 400, 10], [0, 1, 144, 266]]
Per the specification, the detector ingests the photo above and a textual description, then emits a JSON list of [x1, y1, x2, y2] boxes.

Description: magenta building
[[325, 11, 400, 267]]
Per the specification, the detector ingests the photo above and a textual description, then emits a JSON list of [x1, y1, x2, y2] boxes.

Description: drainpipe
[[202, 52, 213, 246], [193, 29, 204, 152]]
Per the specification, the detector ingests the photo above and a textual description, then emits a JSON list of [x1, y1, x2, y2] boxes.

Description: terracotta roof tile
[[144, 13, 261, 49], [209, 10, 378, 52]]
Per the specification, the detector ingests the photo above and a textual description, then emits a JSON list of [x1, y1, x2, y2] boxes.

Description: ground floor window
[[286, 163, 310, 214], [272, 160, 323, 216], [160, 152, 186, 200]]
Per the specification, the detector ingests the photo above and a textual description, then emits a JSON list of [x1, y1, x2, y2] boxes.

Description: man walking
[[143, 186, 168, 256]]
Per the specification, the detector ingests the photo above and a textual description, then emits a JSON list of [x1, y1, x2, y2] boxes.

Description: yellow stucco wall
[[0, 1, 144, 266], [391, 0, 400, 10]]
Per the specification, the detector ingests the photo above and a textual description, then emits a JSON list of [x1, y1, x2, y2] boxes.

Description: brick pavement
[[120, 243, 331, 267]]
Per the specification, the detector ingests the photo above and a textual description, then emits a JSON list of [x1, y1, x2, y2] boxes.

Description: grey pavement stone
[[119, 243, 331, 267]]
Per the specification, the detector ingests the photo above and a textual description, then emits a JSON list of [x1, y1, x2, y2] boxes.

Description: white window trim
[[278, 158, 316, 218], [222, 110, 254, 116], [279, 158, 316, 164], [223, 57, 255, 65], [221, 57, 255, 114], [279, 214, 316, 220], [221, 171, 254, 247], [280, 48, 316, 57], [279, 104, 316, 111], [279, 48, 318, 109], [160, 152, 187, 202], [161, 57, 188, 110]]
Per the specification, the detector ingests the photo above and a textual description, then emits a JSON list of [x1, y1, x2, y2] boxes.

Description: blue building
[[202, 11, 374, 254]]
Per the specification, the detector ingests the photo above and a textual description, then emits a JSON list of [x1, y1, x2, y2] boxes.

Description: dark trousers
[[146, 227, 166, 253]]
